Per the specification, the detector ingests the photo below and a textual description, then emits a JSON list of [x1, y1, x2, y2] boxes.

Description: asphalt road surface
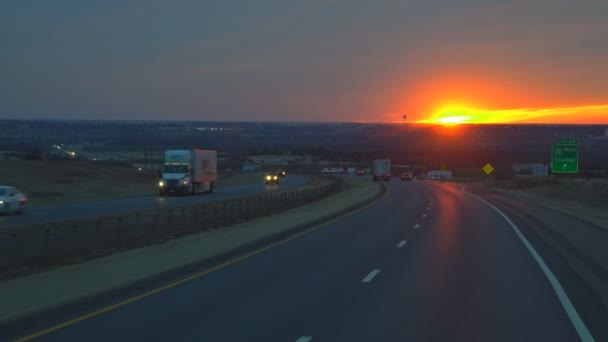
[[6, 178, 607, 341], [0, 175, 310, 229]]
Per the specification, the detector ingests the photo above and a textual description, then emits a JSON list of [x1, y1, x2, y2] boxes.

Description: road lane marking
[[421, 214, 427, 219], [14, 184, 392, 342], [413, 224, 421, 229], [461, 186, 595, 342], [397, 240, 407, 248], [426, 207, 431, 210], [296, 336, 312, 342], [361, 269, 381, 283]]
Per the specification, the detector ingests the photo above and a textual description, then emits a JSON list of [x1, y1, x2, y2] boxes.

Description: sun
[[418, 104, 479, 125], [435, 115, 471, 125]]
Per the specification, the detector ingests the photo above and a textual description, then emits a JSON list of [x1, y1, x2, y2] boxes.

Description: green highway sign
[[557, 138, 577, 144], [551, 144, 578, 173]]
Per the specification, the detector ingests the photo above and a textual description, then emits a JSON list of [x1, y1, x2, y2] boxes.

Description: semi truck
[[158, 149, 217, 196], [372, 159, 391, 181]]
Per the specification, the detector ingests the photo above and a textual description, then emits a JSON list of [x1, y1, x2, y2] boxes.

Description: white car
[[0, 186, 27, 215]]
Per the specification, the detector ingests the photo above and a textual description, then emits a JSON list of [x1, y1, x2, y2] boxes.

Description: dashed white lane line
[[421, 213, 427, 219], [426, 207, 431, 210], [397, 240, 407, 248], [296, 336, 312, 342], [361, 269, 381, 283], [461, 185, 595, 342], [414, 223, 421, 229]]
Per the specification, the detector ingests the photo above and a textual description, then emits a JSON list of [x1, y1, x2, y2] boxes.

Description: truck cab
[[159, 163, 192, 195]]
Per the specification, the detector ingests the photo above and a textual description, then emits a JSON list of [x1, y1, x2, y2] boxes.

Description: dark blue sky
[[1, 0, 607, 122]]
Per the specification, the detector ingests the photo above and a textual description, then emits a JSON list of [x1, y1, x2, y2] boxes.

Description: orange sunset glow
[[394, 71, 608, 125], [416, 104, 608, 125]]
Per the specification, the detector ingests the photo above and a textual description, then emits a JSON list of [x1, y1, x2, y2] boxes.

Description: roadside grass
[[0, 161, 264, 206], [523, 178, 608, 211]]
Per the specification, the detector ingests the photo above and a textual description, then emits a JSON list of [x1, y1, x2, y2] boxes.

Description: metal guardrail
[[0, 177, 343, 278]]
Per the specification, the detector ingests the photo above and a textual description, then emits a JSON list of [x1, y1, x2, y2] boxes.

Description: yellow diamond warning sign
[[483, 163, 494, 175]]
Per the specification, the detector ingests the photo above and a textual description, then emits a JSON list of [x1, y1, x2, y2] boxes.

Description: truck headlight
[[183, 181, 189, 185], [266, 175, 271, 180], [0, 200, 3, 204], [273, 176, 278, 180], [159, 181, 164, 187]]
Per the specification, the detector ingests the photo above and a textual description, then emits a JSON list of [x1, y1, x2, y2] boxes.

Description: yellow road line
[[15, 182, 390, 341]]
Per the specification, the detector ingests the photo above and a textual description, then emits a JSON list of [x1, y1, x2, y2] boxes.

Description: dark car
[[401, 172, 413, 181], [265, 173, 280, 184], [276, 169, 287, 178], [356, 169, 365, 176]]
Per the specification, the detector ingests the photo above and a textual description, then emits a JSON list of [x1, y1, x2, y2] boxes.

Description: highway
[[0, 175, 310, 229], [6, 178, 608, 341]]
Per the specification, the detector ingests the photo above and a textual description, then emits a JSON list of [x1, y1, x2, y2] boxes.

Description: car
[[356, 169, 365, 176], [276, 169, 287, 178], [265, 173, 280, 184], [401, 172, 413, 181], [0, 186, 27, 215]]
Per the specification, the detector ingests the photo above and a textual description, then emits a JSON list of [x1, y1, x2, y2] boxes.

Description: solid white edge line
[[296, 336, 312, 342], [460, 185, 595, 342], [361, 269, 381, 283], [397, 240, 407, 247], [413, 223, 421, 229]]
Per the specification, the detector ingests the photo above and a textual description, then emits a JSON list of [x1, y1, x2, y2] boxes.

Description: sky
[[1, 0, 607, 123]]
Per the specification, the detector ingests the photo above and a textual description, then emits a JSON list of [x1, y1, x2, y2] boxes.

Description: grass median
[[0, 176, 381, 326]]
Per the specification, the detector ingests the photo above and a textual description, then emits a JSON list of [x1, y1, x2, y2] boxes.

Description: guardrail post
[[181, 207, 186, 230], [135, 213, 141, 233], [168, 209, 173, 227], [200, 204, 207, 230], [192, 207, 197, 232], [115, 216, 122, 250], [238, 200, 243, 222]]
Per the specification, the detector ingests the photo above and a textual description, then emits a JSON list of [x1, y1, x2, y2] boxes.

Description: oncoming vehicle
[[0, 186, 27, 215], [276, 169, 287, 178], [158, 149, 217, 196], [265, 173, 280, 184]]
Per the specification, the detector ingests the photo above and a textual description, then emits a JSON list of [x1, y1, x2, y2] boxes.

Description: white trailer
[[159, 149, 217, 196], [373, 159, 391, 181]]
